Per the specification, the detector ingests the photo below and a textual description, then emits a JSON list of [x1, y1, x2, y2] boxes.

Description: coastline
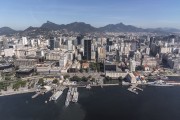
[[0, 89, 35, 97], [1, 79, 180, 97]]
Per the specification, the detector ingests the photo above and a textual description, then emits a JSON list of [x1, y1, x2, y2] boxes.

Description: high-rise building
[[98, 47, 106, 60], [77, 36, 82, 45], [22, 37, 28, 45], [129, 59, 136, 72], [84, 40, 91, 60], [49, 37, 55, 50], [149, 37, 155, 48], [59, 55, 67, 68], [67, 40, 73, 51]]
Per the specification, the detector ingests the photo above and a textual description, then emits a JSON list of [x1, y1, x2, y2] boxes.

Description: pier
[[127, 84, 143, 94]]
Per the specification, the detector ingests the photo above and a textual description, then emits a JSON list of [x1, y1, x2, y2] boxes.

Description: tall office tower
[[67, 40, 73, 51], [129, 59, 136, 72], [31, 39, 35, 47], [84, 40, 91, 60], [37, 39, 41, 46], [98, 47, 106, 60], [146, 47, 150, 55], [2, 38, 8, 49], [77, 36, 82, 45], [49, 37, 55, 50], [171, 38, 175, 45], [116, 50, 120, 62], [149, 37, 155, 48], [22, 37, 28, 45], [106, 38, 109, 45]]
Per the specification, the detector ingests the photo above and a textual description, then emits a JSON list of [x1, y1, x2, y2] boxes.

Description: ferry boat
[[72, 88, 79, 103], [65, 91, 71, 107], [148, 80, 173, 87], [49, 90, 63, 101], [122, 81, 130, 86], [160, 76, 169, 80]]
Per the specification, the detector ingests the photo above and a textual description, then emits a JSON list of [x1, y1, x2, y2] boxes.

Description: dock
[[128, 88, 138, 94], [127, 84, 143, 94], [32, 91, 43, 99]]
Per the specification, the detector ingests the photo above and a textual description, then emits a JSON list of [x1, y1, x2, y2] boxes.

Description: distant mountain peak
[[0, 27, 16, 35], [117, 22, 124, 25], [1, 21, 179, 36]]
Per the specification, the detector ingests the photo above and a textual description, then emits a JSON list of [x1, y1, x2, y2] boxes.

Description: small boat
[[86, 84, 91, 89], [148, 80, 173, 87]]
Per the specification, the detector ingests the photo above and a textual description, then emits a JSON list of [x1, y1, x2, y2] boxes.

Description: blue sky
[[0, 0, 180, 30]]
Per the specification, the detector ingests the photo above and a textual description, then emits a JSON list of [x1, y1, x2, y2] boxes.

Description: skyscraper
[[129, 59, 136, 72], [67, 40, 73, 51], [84, 40, 91, 60], [22, 37, 28, 45], [49, 37, 55, 50]]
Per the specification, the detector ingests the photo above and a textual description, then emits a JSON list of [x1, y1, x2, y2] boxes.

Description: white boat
[[122, 81, 130, 86], [72, 88, 79, 103], [148, 80, 173, 87], [86, 84, 91, 89], [65, 91, 71, 107], [65, 99, 69, 107], [160, 76, 169, 80], [49, 90, 63, 101]]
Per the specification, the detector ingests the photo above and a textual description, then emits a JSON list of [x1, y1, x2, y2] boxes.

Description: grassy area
[[12, 80, 27, 91]]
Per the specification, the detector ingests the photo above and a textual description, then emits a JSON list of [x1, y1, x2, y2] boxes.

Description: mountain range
[[0, 21, 180, 35]]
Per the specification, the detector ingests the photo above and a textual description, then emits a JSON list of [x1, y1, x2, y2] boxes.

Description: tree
[[70, 75, 81, 82], [64, 74, 70, 79], [88, 75, 92, 79], [13, 83, 20, 91], [104, 76, 112, 81], [5, 76, 11, 81], [97, 63, 100, 72], [20, 81, 27, 87], [91, 78, 95, 81], [38, 78, 45, 86], [90, 62, 97, 71], [79, 68, 83, 73], [118, 76, 123, 82], [85, 68, 88, 73], [52, 79, 59, 84], [81, 76, 88, 82]]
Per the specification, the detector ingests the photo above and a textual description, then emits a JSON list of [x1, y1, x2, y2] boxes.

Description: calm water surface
[[0, 86, 180, 120]]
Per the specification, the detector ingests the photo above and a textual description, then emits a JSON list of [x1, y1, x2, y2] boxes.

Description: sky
[[0, 0, 180, 30]]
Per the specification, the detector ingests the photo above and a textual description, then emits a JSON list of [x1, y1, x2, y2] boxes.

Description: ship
[[65, 90, 71, 107], [72, 88, 79, 103], [160, 76, 169, 80], [148, 80, 173, 87], [49, 90, 63, 101]]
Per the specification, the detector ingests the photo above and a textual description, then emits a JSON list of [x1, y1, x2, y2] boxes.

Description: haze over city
[[1, 0, 180, 30]]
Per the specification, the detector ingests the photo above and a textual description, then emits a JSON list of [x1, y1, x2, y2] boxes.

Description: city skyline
[[1, 0, 180, 30]]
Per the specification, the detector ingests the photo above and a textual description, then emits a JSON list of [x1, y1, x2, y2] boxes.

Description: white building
[[22, 37, 28, 45], [145, 47, 150, 55], [31, 39, 35, 47], [59, 55, 68, 68], [67, 40, 73, 51], [129, 59, 136, 72], [4, 48, 15, 57]]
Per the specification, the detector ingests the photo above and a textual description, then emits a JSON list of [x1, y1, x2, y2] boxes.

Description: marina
[[30, 75, 180, 106]]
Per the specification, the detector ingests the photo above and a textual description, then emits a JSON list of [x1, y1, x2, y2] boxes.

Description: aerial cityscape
[[0, 0, 180, 120]]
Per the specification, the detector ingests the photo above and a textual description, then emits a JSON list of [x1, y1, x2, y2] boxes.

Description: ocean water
[[0, 86, 180, 120]]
